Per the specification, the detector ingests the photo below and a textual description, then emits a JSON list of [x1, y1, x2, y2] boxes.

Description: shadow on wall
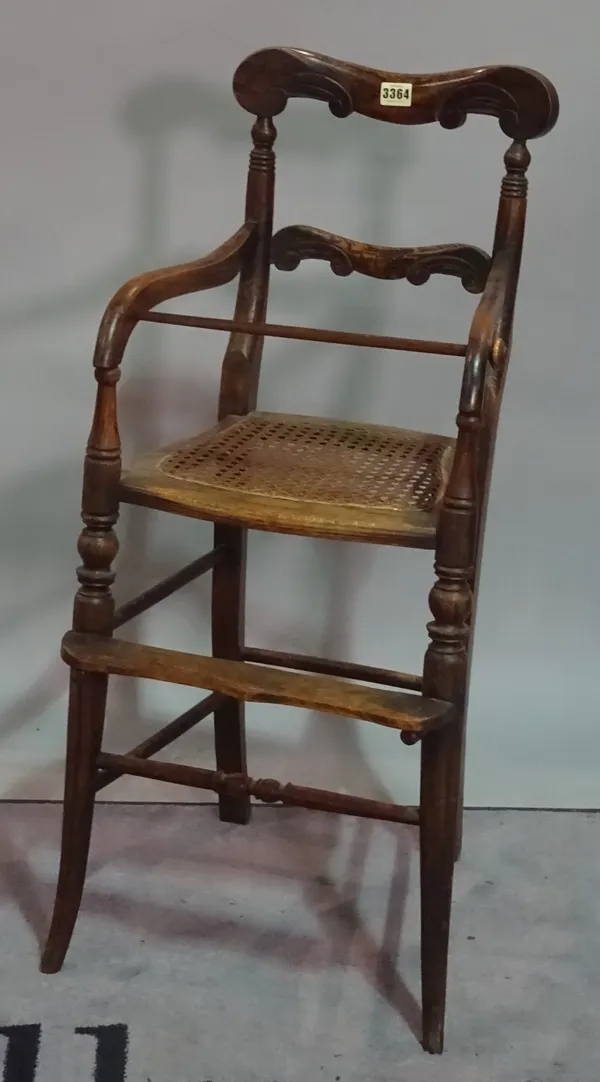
[[0, 73, 421, 804]]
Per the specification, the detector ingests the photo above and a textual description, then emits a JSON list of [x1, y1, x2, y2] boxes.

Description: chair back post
[[423, 133, 534, 866], [475, 139, 530, 565], [218, 117, 276, 418]]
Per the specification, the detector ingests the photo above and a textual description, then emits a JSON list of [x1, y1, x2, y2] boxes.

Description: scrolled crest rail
[[233, 48, 558, 140]]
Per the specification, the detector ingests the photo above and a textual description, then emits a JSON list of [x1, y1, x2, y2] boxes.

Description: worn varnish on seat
[[41, 44, 559, 1059], [120, 412, 455, 546], [63, 631, 454, 732]]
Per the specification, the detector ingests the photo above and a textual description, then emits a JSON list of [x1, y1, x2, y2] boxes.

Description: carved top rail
[[233, 48, 558, 140], [271, 225, 491, 294]]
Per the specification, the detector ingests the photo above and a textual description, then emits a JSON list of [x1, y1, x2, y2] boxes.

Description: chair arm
[[92, 221, 257, 370], [458, 246, 518, 418]]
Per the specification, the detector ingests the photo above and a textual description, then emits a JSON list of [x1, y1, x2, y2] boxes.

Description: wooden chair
[[41, 48, 558, 1053]]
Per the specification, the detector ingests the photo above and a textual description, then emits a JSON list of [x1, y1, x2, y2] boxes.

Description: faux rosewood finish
[[233, 48, 558, 139], [92, 223, 257, 372], [96, 752, 420, 826], [95, 692, 223, 791], [118, 412, 454, 548], [242, 645, 423, 693], [272, 225, 491, 294], [139, 310, 468, 357], [451, 138, 531, 864], [218, 116, 276, 419], [112, 547, 223, 629], [41, 356, 121, 974], [61, 632, 453, 734], [213, 116, 276, 821], [42, 44, 558, 1058]]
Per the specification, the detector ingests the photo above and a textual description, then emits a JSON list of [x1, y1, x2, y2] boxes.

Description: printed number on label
[[379, 82, 412, 106]]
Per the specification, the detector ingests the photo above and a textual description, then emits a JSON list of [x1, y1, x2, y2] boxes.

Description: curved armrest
[[458, 246, 518, 418], [93, 222, 257, 369]]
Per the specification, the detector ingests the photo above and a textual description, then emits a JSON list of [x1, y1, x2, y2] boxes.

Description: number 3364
[[379, 82, 412, 106]]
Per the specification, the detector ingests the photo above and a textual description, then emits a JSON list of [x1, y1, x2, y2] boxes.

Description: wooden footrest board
[[62, 632, 454, 734]]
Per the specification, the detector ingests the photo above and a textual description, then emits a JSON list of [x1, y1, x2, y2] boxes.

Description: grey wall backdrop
[[0, 0, 596, 807]]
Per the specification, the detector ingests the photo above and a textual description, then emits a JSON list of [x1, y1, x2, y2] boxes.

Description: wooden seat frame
[[40, 48, 558, 1055]]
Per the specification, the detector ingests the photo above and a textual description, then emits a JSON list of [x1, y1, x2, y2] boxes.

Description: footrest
[[62, 632, 455, 734]]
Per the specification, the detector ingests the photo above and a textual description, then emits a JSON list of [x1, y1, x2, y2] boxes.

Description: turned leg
[[455, 567, 476, 862], [419, 411, 476, 1051], [42, 364, 121, 971], [212, 524, 250, 824], [419, 723, 461, 1052], [420, 579, 470, 1052], [453, 708, 467, 862], [41, 671, 107, 973]]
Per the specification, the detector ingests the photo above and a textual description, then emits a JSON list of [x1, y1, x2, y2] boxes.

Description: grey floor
[[0, 804, 598, 1081]]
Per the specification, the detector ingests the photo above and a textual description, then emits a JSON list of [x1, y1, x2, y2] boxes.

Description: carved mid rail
[[271, 225, 491, 293]]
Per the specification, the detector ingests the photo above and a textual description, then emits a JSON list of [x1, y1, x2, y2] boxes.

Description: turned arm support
[[92, 221, 258, 372]]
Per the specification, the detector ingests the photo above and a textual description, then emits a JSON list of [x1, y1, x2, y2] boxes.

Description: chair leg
[[419, 723, 460, 1054], [454, 710, 467, 862], [455, 569, 477, 862], [212, 525, 250, 825], [40, 670, 107, 974]]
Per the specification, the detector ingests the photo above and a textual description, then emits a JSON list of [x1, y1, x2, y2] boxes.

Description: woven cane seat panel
[[120, 412, 454, 546], [158, 413, 453, 513]]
